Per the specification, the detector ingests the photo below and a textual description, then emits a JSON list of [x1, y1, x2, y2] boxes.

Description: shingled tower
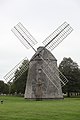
[[24, 47, 63, 100]]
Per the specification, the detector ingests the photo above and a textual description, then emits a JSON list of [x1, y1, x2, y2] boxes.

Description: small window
[[38, 69, 42, 73]]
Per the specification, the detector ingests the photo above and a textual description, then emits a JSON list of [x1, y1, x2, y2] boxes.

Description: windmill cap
[[31, 46, 57, 61]]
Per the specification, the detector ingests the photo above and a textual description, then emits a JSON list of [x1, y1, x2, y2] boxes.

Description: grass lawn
[[0, 96, 80, 120]]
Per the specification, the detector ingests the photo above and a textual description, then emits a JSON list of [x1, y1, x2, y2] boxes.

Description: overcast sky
[[0, 0, 80, 81]]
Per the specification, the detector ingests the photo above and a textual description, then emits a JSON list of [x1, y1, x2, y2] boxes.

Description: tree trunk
[[67, 91, 70, 97]]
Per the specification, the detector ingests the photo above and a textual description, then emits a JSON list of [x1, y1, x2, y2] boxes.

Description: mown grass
[[0, 96, 80, 120]]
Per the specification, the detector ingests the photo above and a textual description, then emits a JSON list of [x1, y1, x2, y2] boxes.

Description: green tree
[[59, 57, 80, 97], [0, 80, 4, 94], [3, 83, 9, 94], [0, 80, 9, 94]]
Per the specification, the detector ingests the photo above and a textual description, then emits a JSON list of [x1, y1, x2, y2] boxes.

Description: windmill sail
[[40, 55, 68, 87], [11, 23, 37, 50], [42, 22, 73, 51], [4, 57, 29, 83]]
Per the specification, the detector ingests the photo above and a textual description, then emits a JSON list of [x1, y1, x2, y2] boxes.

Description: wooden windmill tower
[[4, 22, 73, 100]]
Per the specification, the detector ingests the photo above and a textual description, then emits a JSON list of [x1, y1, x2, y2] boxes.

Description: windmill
[[4, 22, 73, 100]]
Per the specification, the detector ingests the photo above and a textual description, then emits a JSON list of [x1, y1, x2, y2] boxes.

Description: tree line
[[0, 57, 80, 97]]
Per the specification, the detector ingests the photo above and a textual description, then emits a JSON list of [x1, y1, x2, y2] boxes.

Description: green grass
[[0, 96, 80, 120]]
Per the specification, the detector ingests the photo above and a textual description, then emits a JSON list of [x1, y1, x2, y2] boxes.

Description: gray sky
[[0, 0, 80, 81]]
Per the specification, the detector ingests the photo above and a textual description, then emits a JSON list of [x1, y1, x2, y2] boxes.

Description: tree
[[10, 59, 29, 95], [0, 80, 9, 94], [0, 80, 4, 94], [59, 57, 80, 97], [3, 83, 9, 94]]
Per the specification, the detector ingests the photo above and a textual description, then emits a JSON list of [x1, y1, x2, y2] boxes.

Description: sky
[[0, 0, 80, 81]]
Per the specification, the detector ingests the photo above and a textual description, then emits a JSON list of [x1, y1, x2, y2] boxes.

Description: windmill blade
[[4, 57, 29, 83], [11, 22, 37, 50], [40, 55, 68, 87], [42, 22, 73, 51], [40, 62, 60, 90], [47, 25, 73, 51]]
